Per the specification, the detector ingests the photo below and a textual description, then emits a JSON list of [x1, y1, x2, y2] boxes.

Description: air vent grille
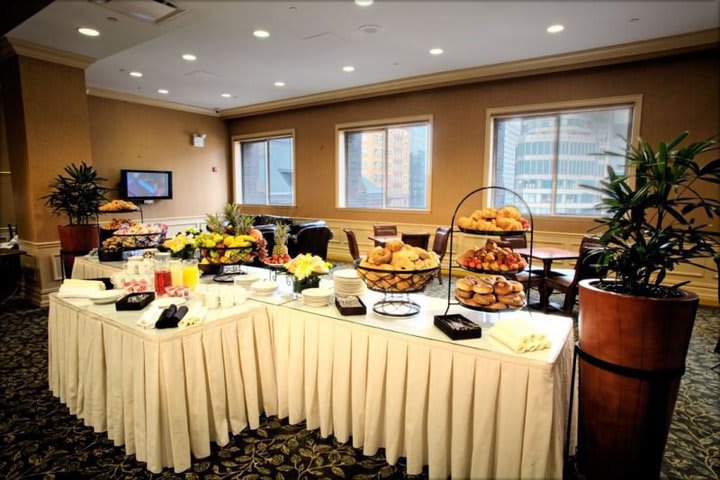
[[89, 0, 187, 25]]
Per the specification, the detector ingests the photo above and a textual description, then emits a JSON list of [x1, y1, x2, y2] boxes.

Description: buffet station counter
[[52, 256, 576, 478]]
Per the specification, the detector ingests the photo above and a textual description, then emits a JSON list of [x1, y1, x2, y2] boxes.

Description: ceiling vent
[[89, 0, 187, 25]]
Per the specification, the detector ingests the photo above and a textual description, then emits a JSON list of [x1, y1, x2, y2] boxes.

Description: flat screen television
[[120, 169, 173, 201]]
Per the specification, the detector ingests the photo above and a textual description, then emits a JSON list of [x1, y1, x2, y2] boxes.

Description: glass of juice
[[182, 259, 200, 290], [154, 252, 171, 295], [170, 259, 183, 286]]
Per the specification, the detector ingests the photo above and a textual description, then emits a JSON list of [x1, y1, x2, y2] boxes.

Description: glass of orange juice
[[182, 259, 200, 290]]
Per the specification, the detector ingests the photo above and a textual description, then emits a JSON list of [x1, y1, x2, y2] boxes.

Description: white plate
[[89, 290, 124, 304], [334, 269, 360, 280], [302, 287, 332, 298], [234, 274, 260, 285], [152, 297, 186, 307], [251, 280, 278, 294]]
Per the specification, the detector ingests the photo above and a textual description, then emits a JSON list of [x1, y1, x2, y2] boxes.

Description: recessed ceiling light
[[547, 24, 564, 33], [182, 53, 197, 61], [221, 93, 232, 98], [355, 0, 374, 6], [129, 71, 143, 78], [274, 81, 286, 87], [342, 65, 355, 72], [429, 48, 444, 55], [77, 27, 100, 37], [158, 89, 169, 95], [253, 30, 270, 38]]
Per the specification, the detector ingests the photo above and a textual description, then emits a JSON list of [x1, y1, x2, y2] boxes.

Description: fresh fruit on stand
[[272, 223, 290, 258], [459, 239, 527, 272]]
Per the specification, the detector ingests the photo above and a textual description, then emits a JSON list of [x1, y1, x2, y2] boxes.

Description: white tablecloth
[[71, 256, 124, 279], [52, 258, 576, 478]]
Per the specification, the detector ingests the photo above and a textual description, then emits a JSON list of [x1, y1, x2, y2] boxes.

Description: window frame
[[231, 129, 296, 207], [335, 115, 433, 213], [484, 95, 643, 219]]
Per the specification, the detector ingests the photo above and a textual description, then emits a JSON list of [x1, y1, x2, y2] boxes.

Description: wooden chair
[[343, 228, 360, 261], [373, 224, 397, 247], [544, 236, 604, 315], [431, 227, 450, 285], [401, 232, 430, 250], [499, 234, 527, 249]]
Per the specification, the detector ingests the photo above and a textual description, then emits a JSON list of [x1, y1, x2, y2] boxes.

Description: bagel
[[457, 278, 475, 292], [386, 240, 404, 252], [472, 283, 494, 294], [493, 281, 513, 296], [370, 247, 392, 265], [497, 293, 525, 307], [472, 293, 496, 305], [487, 302, 508, 310], [508, 280, 524, 293], [413, 247, 430, 260], [455, 288, 474, 299], [391, 255, 415, 270]]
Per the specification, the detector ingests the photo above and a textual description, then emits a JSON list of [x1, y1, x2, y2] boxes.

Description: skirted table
[[50, 260, 576, 478]]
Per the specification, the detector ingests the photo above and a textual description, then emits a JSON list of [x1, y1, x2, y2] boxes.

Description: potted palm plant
[[43, 162, 109, 276], [577, 132, 719, 479]]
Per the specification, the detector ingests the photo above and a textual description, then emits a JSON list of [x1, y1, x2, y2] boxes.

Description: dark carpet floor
[[0, 288, 718, 479]]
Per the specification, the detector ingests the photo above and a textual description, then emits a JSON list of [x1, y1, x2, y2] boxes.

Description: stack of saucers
[[333, 269, 365, 297], [301, 287, 333, 307]]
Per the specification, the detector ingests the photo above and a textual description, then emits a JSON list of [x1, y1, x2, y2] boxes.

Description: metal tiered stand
[[440, 185, 535, 317]]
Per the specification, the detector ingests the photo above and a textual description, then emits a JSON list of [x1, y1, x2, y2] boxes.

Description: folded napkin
[[57, 279, 106, 298], [136, 306, 163, 329], [489, 317, 551, 353], [179, 305, 208, 328]]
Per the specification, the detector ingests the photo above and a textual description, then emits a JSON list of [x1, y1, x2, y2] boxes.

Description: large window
[[338, 119, 430, 210], [233, 133, 294, 205], [491, 103, 635, 216]]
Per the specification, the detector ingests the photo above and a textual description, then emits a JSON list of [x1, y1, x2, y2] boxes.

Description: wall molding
[[87, 87, 220, 117], [0, 37, 96, 69], [220, 28, 719, 119]]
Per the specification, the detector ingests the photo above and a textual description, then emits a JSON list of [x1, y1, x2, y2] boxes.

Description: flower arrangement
[[284, 254, 333, 293], [163, 228, 199, 259]]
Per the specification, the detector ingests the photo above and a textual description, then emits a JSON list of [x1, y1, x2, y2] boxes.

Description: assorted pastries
[[457, 206, 529, 232], [459, 239, 527, 272], [357, 240, 439, 292], [454, 275, 526, 310], [99, 199, 138, 212]]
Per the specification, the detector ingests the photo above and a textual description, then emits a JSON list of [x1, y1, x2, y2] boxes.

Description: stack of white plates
[[251, 280, 278, 297], [302, 287, 332, 307], [333, 269, 365, 297], [233, 273, 260, 287]]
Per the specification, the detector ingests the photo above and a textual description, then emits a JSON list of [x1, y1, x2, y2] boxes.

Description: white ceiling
[[9, 0, 720, 112]]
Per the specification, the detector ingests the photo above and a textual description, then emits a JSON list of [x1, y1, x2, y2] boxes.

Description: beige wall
[[88, 96, 230, 219], [227, 49, 720, 233]]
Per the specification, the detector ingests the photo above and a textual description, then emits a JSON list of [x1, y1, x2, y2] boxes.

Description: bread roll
[[472, 283, 494, 294], [487, 302, 508, 310], [455, 288, 474, 299], [508, 280, 524, 292], [493, 281, 513, 296], [472, 293, 496, 305]]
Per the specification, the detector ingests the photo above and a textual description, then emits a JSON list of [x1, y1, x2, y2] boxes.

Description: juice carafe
[[182, 259, 200, 290], [170, 259, 183, 286], [154, 252, 172, 295]]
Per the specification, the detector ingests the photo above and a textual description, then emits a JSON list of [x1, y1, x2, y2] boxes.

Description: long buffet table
[[52, 256, 576, 478]]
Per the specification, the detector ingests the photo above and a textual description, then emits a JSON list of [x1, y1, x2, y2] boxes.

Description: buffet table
[[53, 256, 576, 478]]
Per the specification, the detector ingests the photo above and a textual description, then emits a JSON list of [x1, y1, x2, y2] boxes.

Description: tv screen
[[120, 169, 173, 200]]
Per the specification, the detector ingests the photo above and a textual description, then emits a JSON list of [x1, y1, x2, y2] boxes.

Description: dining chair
[[499, 234, 527, 249], [343, 228, 361, 261], [373, 224, 398, 247], [543, 236, 604, 315], [431, 227, 450, 285], [401, 232, 430, 250]]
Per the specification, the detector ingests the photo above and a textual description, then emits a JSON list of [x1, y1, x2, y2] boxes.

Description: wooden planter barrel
[[577, 279, 698, 480]]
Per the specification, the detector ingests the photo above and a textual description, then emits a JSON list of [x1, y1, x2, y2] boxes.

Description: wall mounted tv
[[120, 169, 173, 201]]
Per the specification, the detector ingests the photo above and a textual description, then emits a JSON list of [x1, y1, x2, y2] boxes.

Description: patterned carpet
[[0, 285, 718, 479]]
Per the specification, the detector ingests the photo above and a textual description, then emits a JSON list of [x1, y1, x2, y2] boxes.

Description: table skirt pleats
[[48, 297, 574, 478]]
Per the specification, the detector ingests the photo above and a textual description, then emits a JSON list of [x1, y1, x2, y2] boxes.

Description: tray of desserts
[[456, 240, 527, 275]]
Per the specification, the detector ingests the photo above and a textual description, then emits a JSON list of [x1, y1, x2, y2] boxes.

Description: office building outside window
[[233, 134, 294, 205], [338, 120, 430, 210], [492, 105, 634, 216]]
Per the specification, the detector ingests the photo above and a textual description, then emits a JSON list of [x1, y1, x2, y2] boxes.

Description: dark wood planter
[[57, 224, 99, 277], [577, 279, 699, 480]]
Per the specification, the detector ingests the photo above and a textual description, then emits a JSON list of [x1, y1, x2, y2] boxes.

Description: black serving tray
[[434, 314, 482, 340], [335, 296, 367, 316], [116, 292, 155, 311]]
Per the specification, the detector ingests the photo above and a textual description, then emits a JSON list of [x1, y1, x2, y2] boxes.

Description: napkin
[[179, 305, 208, 328], [136, 306, 163, 329], [489, 317, 551, 353], [58, 279, 107, 298]]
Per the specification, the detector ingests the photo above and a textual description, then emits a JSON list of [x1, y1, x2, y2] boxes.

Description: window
[[491, 101, 637, 216], [233, 133, 294, 205], [338, 118, 430, 210]]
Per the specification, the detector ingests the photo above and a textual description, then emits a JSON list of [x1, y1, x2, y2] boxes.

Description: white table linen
[[52, 257, 576, 478]]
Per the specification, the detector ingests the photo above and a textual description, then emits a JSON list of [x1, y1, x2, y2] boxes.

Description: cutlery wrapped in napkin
[[178, 304, 208, 328], [488, 317, 551, 353]]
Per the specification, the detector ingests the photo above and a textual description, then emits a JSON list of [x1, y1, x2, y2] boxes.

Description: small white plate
[[89, 290, 124, 304]]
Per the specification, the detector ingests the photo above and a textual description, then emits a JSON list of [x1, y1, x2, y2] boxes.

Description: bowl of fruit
[[457, 239, 527, 274], [262, 223, 291, 269], [197, 232, 258, 273]]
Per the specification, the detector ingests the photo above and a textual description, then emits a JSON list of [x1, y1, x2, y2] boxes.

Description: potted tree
[[577, 132, 719, 479], [43, 162, 109, 276]]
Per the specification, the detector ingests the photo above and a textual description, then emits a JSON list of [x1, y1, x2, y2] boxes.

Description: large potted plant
[[43, 162, 109, 276], [578, 132, 719, 479]]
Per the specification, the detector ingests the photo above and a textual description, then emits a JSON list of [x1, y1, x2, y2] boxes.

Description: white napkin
[[136, 306, 163, 329], [489, 317, 551, 353], [58, 282, 106, 298], [179, 305, 208, 328], [62, 279, 106, 290]]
